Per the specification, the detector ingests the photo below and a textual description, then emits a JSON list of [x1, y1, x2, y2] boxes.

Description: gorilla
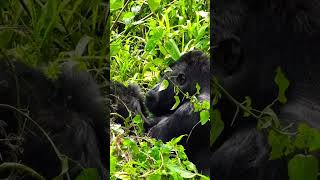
[[0, 60, 107, 179], [211, 0, 320, 179], [146, 50, 211, 174], [110, 81, 154, 131]]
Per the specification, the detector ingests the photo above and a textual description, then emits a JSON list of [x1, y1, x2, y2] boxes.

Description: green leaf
[[132, 115, 143, 124], [309, 131, 320, 152], [110, 0, 124, 12], [147, 0, 161, 13], [274, 67, 290, 104], [200, 110, 210, 125], [110, 154, 117, 175], [288, 154, 318, 180], [145, 28, 164, 52], [196, 83, 201, 94], [122, 12, 135, 24], [294, 123, 314, 150], [165, 39, 181, 60], [294, 123, 320, 152], [171, 95, 181, 110], [170, 135, 186, 144], [167, 162, 196, 178], [210, 109, 224, 146], [268, 130, 294, 159], [159, 79, 169, 91], [202, 101, 210, 110]]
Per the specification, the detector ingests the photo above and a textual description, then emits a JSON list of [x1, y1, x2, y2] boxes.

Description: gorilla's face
[[146, 51, 209, 116]]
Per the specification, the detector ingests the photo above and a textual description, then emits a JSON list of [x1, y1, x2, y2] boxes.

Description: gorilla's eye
[[176, 73, 186, 85], [214, 38, 244, 76]]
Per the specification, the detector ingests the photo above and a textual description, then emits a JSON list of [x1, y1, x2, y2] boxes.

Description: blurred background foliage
[[0, 0, 108, 82]]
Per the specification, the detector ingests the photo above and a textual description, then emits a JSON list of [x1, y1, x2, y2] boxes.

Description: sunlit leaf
[[196, 83, 201, 94], [159, 79, 169, 91], [200, 110, 209, 125], [171, 95, 180, 110], [167, 162, 196, 178], [147, 0, 161, 13], [110, 0, 123, 12]]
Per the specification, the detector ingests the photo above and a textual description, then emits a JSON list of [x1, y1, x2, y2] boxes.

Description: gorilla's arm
[[148, 101, 203, 142], [148, 91, 210, 142]]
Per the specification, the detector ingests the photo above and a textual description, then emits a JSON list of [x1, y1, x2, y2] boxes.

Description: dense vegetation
[[110, 0, 210, 179]]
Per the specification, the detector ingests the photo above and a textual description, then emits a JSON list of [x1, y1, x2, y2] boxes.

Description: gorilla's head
[[212, 0, 320, 109], [146, 50, 209, 116]]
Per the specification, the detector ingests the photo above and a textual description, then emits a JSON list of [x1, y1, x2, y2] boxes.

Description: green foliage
[[110, 0, 209, 178], [110, 0, 209, 88], [0, 0, 107, 79], [159, 79, 169, 91], [268, 123, 320, 159], [212, 66, 320, 178], [110, 124, 209, 179]]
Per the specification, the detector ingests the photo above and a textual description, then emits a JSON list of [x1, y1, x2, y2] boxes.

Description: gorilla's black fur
[[110, 81, 154, 130], [211, 0, 320, 179], [0, 60, 107, 179], [146, 50, 211, 174]]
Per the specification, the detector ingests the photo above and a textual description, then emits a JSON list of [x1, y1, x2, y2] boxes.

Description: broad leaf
[[110, 0, 123, 12], [147, 0, 161, 12], [210, 109, 224, 146], [200, 110, 210, 125], [288, 154, 318, 180], [159, 80, 169, 91]]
